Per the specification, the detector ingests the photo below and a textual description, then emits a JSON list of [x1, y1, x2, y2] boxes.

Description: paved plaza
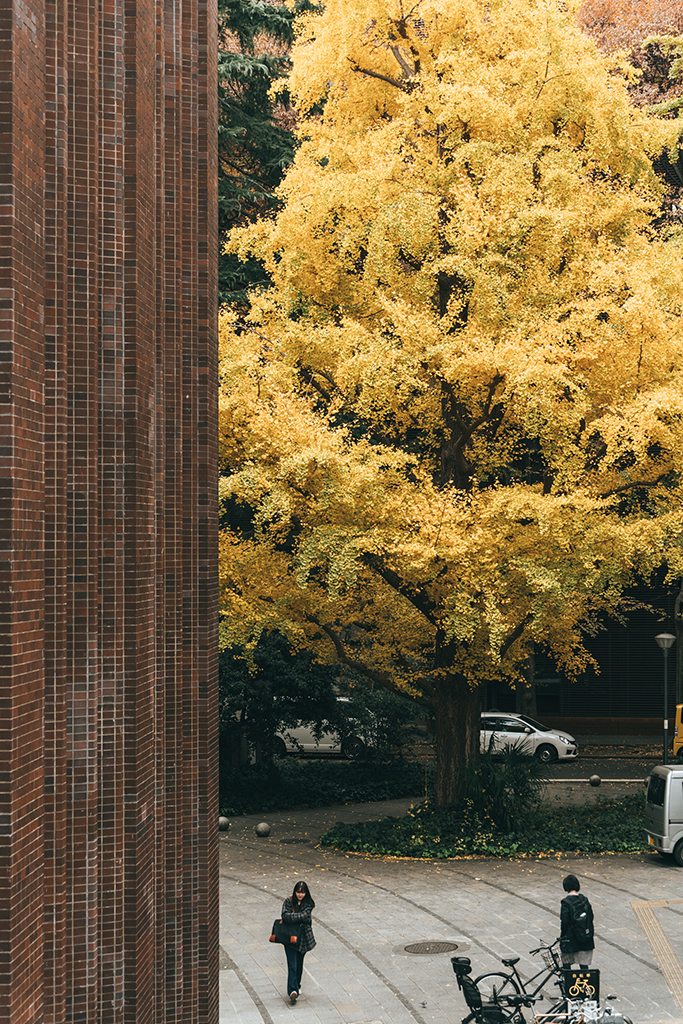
[[219, 798, 683, 1024]]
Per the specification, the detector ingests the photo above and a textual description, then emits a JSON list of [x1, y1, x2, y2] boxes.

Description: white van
[[273, 697, 369, 759], [644, 765, 683, 865]]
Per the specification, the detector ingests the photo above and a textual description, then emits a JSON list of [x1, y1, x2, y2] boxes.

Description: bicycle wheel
[[473, 972, 521, 1002]]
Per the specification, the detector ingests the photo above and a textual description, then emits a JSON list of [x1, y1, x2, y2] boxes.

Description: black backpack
[[567, 894, 594, 946]]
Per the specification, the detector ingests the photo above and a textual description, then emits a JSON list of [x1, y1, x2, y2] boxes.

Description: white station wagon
[[481, 712, 578, 763]]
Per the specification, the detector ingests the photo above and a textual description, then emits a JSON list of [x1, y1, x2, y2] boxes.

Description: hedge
[[319, 794, 648, 858], [220, 758, 429, 816]]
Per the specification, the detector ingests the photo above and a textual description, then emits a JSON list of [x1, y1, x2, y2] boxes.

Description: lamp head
[[655, 633, 676, 651]]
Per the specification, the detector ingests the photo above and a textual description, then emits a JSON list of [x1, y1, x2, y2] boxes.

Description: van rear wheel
[[674, 839, 683, 867]]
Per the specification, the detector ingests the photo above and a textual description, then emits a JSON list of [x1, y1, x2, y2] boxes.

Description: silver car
[[481, 712, 578, 763]]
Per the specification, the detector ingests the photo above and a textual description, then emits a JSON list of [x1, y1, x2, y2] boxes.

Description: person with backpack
[[560, 874, 595, 969]]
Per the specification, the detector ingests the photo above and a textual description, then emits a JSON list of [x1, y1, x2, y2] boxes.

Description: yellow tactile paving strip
[[631, 900, 683, 1014]]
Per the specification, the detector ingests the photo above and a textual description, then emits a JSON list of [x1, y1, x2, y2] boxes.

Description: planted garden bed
[[319, 795, 647, 858]]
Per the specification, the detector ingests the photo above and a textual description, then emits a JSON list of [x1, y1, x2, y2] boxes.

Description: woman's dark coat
[[281, 896, 316, 954]]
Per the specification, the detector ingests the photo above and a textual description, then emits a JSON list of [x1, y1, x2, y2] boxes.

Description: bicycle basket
[[541, 948, 560, 971]]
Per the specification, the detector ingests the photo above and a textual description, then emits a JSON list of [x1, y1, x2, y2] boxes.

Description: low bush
[[460, 742, 549, 831], [319, 794, 647, 858], [220, 758, 430, 816]]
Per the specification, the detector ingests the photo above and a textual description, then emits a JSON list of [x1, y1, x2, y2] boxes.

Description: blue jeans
[[285, 946, 305, 994]]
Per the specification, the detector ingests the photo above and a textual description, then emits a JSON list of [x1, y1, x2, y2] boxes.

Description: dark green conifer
[[218, 0, 316, 304]]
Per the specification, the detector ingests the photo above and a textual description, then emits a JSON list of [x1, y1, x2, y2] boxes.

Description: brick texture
[[0, 0, 218, 1020]]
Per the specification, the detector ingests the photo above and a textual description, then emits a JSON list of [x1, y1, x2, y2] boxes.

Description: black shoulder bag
[[269, 918, 301, 945]]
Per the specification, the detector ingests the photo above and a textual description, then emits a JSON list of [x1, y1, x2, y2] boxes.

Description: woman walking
[[281, 880, 316, 1003]]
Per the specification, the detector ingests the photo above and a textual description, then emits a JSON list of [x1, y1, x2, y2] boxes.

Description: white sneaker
[[289, 992, 298, 1003]]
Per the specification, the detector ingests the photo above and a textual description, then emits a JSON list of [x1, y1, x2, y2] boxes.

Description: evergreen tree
[[217, 0, 316, 305]]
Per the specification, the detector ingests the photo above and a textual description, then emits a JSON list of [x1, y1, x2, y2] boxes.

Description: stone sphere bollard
[[218, 816, 230, 831], [589, 775, 601, 787], [255, 822, 271, 837]]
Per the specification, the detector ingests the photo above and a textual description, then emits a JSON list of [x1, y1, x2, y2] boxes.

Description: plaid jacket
[[281, 897, 316, 954]]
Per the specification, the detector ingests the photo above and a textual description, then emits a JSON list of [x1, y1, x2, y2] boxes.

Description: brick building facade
[[0, 0, 218, 1020]]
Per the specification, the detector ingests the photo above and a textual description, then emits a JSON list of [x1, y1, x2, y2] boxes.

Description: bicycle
[[454, 955, 632, 1024], [474, 939, 565, 1011], [451, 956, 543, 1024]]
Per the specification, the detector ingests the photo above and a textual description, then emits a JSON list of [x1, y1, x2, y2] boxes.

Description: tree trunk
[[516, 645, 538, 719], [432, 673, 481, 806]]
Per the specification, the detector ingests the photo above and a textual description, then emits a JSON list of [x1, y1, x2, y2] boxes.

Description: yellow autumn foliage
[[219, 0, 683, 803]]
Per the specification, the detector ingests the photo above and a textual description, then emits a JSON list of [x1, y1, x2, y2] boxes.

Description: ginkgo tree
[[219, 0, 683, 805]]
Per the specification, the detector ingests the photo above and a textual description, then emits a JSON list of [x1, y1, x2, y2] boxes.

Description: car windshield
[[518, 715, 549, 732]]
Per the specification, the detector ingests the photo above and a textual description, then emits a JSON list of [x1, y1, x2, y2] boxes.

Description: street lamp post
[[655, 633, 676, 765]]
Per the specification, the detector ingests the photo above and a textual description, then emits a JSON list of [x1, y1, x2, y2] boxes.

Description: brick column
[[0, 0, 47, 1020], [0, 0, 218, 1020]]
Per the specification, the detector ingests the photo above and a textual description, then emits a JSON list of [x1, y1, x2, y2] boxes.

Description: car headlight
[[558, 736, 572, 745]]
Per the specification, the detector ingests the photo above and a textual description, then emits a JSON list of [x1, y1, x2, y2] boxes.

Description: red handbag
[[270, 918, 300, 945]]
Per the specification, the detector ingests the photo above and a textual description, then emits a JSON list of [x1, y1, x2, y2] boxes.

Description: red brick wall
[[0, 0, 218, 1020], [0, 1, 47, 1020]]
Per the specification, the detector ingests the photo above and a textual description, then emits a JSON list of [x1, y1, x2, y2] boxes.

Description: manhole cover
[[404, 941, 459, 955]]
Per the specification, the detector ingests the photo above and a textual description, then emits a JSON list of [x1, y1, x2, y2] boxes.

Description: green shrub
[[460, 742, 549, 831], [319, 794, 647, 858], [337, 686, 430, 763], [219, 635, 428, 766], [220, 758, 430, 816]]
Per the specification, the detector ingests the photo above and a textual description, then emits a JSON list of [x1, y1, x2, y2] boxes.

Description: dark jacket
[[560, 893, 595, 954], [281, 896, 316, 954]]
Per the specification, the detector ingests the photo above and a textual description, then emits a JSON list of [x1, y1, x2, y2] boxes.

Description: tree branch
[[348, 59, 408, 91], [298, 364, 335, 403], [361, 552, 439, 625], [389, 44, 417, 79], [596, 470, 673, 496], [442, 374, 504, 453], [318, 622, 392, 682], [316, 621, 436, 700], [499, 612, 533, 659]]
